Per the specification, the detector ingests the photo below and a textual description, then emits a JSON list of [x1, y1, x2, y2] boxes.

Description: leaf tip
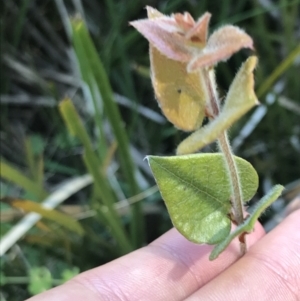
[[245, 55, 258, 71], [209, 251, 218, 261], [146, 6, 165, 19]]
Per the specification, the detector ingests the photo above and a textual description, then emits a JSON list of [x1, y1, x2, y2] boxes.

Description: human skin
[[27, 209, 300, 301]]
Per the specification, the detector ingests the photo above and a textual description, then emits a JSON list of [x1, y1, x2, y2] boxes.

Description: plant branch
[[217, 133, 244, 225], [203, 68, 246, 254], [218, 132, 246, 253]]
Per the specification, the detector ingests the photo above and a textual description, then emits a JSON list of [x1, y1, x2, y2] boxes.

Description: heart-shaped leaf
[[147, 153, 258, 244]]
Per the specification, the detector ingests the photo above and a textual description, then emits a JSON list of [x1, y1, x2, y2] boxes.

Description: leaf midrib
[[152, 158, 229, 209]]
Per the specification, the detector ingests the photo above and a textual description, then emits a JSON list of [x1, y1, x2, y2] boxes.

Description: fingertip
[[186, 209, 300, 300]]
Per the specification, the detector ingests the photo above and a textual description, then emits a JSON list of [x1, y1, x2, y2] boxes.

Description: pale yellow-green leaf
[[177, 56, 259, 154], [150, 46, 207, 131]]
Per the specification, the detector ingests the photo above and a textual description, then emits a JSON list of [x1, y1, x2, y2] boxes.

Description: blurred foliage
[[0, 0, 299, 299], [1, 266, 79, 296]]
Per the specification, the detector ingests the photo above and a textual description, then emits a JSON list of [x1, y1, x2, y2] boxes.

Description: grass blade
[[59, 98, 133, 253], [71, 19, 144, 247], [0, 159, 48, 200], [1, 198, 85, 236], [257, 44, 300, 98]]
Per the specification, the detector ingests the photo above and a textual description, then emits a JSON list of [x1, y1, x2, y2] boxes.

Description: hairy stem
[[203, 68, 246, 254], [218, 133, 244, 225], [218, 132, 246, 253]]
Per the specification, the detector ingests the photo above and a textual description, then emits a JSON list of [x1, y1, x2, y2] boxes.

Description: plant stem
[[218, 132, 246, 254], [217, 133, 244, 226], [203, 68, 246, 254], [2, 276, 63, 286]]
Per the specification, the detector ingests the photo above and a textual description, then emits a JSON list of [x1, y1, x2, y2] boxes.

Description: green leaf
[[147, 153, 258, 244], [28, 267, 52, 295], [177, 56, 259, 155], [61, 267, 80, 282], [210, 184, 284, 260]]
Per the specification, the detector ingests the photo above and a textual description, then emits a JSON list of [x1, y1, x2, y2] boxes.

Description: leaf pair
[[147, 154, 284, 259], [131, 6, 253, 70]]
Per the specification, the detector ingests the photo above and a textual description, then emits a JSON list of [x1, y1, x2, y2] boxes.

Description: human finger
[[186, 209, 300, 300], [27, 222, 264, 301]]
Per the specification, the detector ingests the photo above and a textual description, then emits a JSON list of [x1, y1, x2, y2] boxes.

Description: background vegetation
[[0, 0, 299, 299]]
